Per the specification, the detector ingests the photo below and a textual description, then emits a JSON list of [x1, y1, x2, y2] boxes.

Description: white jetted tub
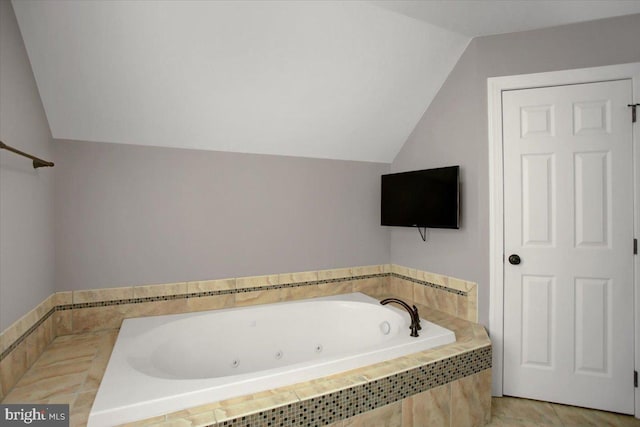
[[88, 292, 455, 426]]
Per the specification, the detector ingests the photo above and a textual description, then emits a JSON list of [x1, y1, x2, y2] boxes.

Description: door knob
[[508, 254, 521, 265]]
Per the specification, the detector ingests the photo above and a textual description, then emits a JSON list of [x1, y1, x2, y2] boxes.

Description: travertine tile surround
[[3, 303, 491, 427], [0, 264, 479, 402]]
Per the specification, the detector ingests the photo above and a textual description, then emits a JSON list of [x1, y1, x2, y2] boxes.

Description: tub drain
[[231, 359, 240, 368], [275, 351, 283, 360]]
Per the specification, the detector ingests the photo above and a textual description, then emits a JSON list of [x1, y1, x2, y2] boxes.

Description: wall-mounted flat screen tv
[[381, 166, 460, 229]]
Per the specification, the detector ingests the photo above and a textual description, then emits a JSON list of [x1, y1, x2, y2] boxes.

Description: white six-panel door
[[503, 79, 634, 413]]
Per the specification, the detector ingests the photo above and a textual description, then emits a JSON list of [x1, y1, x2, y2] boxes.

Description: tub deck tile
[[170, 410, 217, 427], [120, 414, 168, 427], [213, 390, 300, 423], [282, 373, 369, 401], [348, 355, 422, 383], [166, 401, 221, 421], [70, 390, 99, 427], [15, 356, 94, 388], [46, 392, 78, 405], [2, 372, 87, 403], [1, 330, 116, 425]]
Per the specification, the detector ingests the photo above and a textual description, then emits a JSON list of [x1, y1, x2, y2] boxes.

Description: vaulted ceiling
[[12, 1, 640, 162]]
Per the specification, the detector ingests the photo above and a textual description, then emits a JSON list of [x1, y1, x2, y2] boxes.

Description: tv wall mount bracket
[[417, 227, 428, 242]]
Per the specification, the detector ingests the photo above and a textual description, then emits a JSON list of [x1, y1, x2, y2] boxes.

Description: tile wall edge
[[0, 307, 56, 362]]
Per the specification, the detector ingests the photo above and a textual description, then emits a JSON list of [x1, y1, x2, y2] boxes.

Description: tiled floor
[[490, 396, 640, 427]]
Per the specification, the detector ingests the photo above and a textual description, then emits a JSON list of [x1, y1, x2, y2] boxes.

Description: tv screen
[[381, 166, 460, 229]]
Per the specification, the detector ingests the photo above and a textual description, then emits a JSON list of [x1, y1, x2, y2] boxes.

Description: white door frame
[[488, 62, 640, 413]]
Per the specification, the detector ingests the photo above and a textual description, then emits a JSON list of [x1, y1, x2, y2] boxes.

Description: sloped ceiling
[[371, 0, 640, 37], [12, 1, 640, 162]]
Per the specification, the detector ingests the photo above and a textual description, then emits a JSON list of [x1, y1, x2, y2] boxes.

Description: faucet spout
[[380, 298, 420, 337]]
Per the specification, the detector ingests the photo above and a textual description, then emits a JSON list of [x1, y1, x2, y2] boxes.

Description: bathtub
[[88, 292, 455, 426]]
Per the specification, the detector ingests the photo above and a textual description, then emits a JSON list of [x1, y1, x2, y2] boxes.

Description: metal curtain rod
[[0, 140, 54, 168]]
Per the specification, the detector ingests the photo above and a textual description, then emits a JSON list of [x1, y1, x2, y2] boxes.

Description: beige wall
[[390, 13, 640, 327], [0, 1, 55, 330], [53, 139, 390, 291]]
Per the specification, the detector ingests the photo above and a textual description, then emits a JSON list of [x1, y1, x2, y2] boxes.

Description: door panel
[[522, 154, 555, 246], [521, 275, 554, 368], [574, 277, 610, 376], [502, 79, 634, 413], [574, 151, 610, 248]]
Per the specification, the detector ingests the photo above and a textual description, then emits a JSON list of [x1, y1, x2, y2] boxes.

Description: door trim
[[488, 63, 640, 414]]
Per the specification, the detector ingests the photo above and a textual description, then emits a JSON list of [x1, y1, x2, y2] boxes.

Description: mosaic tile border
[[1, 271, 467, 363], [389, 272, 466, 296], [217, 345, 492, 427], [58, 274, 383, 310]]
